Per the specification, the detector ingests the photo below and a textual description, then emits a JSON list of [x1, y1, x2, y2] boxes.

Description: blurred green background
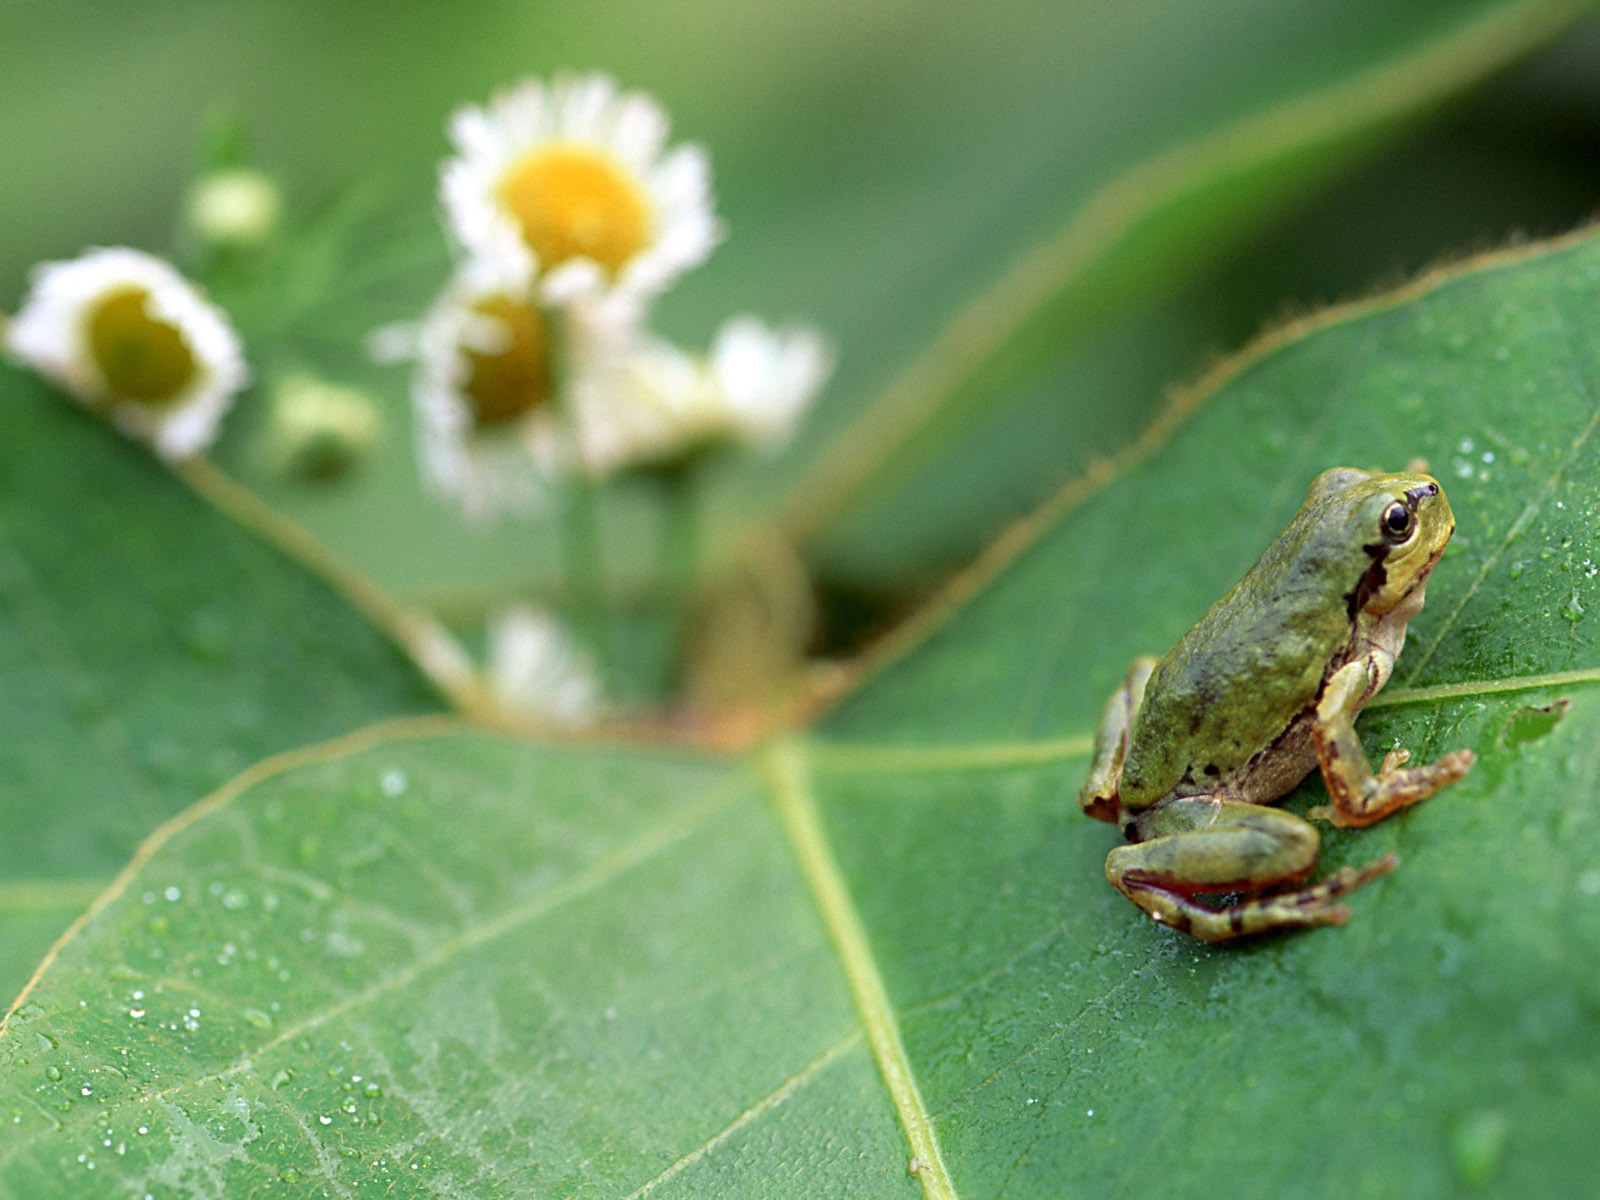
[[9, 1, 1600, 313], [6, 0, 1600, 682]]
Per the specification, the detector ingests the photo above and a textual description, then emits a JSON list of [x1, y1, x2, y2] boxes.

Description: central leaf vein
[[762, 737, 959, 1200]]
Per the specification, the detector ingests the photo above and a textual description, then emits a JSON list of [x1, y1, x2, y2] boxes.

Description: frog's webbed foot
[[1108, 798, 1395, 942], [1309, 746, 1475, 828], [1311, 660, 1475, 829]]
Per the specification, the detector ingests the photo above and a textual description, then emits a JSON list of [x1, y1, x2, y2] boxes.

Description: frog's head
[[1307, 466, 1454, 617]]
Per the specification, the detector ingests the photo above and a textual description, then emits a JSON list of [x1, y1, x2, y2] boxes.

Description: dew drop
[[45, 1066, 62, 1082], [278, 1167, 301, 1183], [379, 768, 408, 798]]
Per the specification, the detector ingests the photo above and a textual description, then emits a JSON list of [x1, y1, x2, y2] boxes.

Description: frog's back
[[1116, 509, 1359, 809]]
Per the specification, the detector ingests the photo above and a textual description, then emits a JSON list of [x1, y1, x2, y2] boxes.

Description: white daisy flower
[[487, 605, 602, 728], [411, 252, 632, 519], [412, 254, 562, 519], [4, 247, 247, 459], [441, 73, 720, 312], [572, 316, 832, 475]]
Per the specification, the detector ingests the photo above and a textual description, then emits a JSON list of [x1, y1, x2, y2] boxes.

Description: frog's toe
[[1379, 747, 1412, 773], [1321, 851, 1399, 892]]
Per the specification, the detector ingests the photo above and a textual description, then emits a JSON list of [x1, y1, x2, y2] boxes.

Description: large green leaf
[[179, 0, 1591, 618], [0, 370, 446, 1001], [6, 228, 1600, 1195]]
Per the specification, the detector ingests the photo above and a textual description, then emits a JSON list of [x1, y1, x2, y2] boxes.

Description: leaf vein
[[763, 738, 959, 1200], [620, 1033, 863, 1200]]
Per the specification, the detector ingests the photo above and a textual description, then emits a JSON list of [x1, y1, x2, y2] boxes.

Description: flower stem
[[656, 460, 700, 676], [560, 468, 617, 699]]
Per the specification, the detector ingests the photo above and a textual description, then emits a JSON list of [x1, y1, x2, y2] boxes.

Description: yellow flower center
[[461, 296, 552, 429], [496, 146, 653, 277], [85, 287, 197, 405]]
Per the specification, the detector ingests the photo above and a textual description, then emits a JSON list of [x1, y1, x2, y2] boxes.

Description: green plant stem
[[655, 459, 700, 686], [560, 468, 617, 700]]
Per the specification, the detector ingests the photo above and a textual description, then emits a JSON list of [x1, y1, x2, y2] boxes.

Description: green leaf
[[0, 730, 923, 1195], [8, 229, 1600, 1195], [0, 371, 446, 1001]]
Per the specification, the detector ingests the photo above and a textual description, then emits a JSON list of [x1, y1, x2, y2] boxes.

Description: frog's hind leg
[[1078, 656, 1157, 824], [1107, 798, 1396, 942]]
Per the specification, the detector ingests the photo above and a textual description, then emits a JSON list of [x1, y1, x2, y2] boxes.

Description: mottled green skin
[[1116, 468, 1450, 811]]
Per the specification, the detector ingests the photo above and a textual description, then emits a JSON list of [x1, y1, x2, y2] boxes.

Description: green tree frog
[[1078, 467, 1474, 942]]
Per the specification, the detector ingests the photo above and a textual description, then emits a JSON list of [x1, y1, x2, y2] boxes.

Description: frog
[[1077, 466, 1475, 942]]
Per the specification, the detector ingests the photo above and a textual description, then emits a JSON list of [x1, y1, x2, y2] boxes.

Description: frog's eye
[[1380, 499, 1415, 544]]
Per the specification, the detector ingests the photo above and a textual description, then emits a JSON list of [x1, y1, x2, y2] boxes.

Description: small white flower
[[4, 247, 247, 459], [487, 605, 601, 728], [410, 253, 632, 519], [412, 255, 562, 519], [572, 316, 832, 474], [441, 73, 720, 312]]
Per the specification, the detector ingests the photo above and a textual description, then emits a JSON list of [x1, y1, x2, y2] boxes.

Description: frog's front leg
[[1309, 657, 1475, 829], [1107, 798, 1396, 942]]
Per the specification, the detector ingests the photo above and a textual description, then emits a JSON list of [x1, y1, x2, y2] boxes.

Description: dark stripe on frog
[[1343, 540, 1389, 619]]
